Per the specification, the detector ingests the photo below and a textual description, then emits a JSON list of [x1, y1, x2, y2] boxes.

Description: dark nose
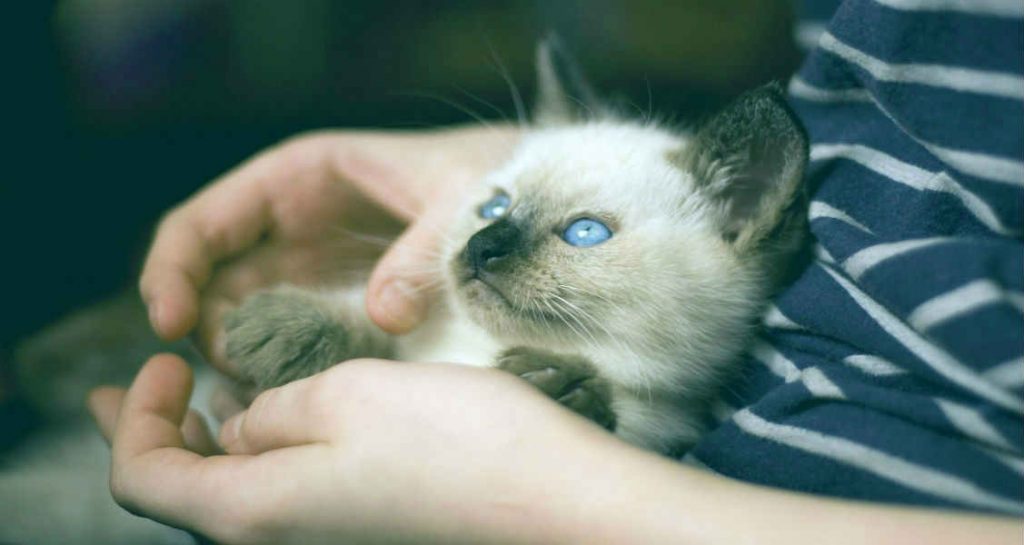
[[465, 219, 521, 273]]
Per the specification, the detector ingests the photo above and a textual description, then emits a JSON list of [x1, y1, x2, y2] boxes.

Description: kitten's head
[[443, 41, 807, 378]]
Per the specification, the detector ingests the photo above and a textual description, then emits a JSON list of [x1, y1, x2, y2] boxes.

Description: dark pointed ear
[[533, 36, 602, 125], [671, 82, 808, 248]]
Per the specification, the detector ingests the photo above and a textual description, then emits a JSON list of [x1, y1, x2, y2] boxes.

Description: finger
[[139, 152, 278, 341], [89, 387, 126, 443], [90, 386, 222, 455], [139, 214, 212, 341], [109, 354, 314, 539], [113, 354, 195, 461], [219, 372, 332, 455], [193, 295, 237, 372], [366, 205, 452, 334], [110, 355, 237, 525]]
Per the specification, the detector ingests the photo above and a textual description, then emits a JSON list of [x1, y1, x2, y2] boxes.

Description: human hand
[[139, 126, 520, 376], [89, 353, 630, 545]]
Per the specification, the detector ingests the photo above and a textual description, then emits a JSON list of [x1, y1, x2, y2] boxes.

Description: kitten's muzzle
[[464, 219, 522, 276]]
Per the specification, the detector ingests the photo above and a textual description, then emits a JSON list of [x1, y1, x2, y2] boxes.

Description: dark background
[[3, 0, 799, 396]]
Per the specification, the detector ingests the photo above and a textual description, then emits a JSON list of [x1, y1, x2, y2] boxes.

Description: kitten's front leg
[[225, 285, 393, 389], [496, 347, 616, 431]]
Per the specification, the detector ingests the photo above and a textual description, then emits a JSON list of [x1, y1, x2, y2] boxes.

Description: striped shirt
[[688, 0, 1024, 515]]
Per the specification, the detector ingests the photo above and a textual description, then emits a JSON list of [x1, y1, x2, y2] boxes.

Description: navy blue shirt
[[689, 0, 1024, 514]]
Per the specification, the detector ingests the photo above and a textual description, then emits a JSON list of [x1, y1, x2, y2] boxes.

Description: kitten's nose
[[465, 219, 522, 274]]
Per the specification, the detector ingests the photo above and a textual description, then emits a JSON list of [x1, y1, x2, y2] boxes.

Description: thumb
[[218, 367, 348, 454], [366, 204, 450, 334]]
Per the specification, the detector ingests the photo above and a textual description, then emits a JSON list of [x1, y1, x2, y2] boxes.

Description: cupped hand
[[139, 126, 519, 375], [89, 354, 628, 545]]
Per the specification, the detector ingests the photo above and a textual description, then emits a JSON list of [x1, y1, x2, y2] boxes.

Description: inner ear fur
[[533, 36, 603, 125], [670, 82, 809, 249]]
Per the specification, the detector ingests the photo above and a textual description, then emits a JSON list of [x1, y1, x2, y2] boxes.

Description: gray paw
[[496, 347, 616, 431], [225, 288, 350, 389]]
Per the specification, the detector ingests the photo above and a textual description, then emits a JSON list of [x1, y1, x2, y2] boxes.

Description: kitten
[[226, 42, 809, 454]]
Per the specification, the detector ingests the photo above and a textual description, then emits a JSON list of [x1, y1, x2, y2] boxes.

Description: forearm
[[540, 438, 1021, 545]]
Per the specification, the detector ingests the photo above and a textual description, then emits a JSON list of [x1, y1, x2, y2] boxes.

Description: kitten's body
[[227, 45, 809, 453]]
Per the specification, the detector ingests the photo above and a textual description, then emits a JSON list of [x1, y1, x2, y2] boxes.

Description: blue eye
[[562, 218, 612, 247], [478, 192, 511, 219]]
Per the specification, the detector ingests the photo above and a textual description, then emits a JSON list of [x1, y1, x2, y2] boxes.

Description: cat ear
[[533, 36, 601, 125], [672, 82, 808, 247]]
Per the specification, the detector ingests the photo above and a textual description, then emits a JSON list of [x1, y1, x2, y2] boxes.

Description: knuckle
[[331, 357, 386, 383], [318, 358, 389, 400], [309, 369, 349, 409], [276, 129, 335, 151], [108, 467, 142, 516], [155, 205, 187, 237], [244, 388, 278, 431], [219, 504, 282, 545], [272, 131, 332, 170]]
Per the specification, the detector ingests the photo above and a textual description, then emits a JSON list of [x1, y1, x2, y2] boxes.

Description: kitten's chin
[[455, 277, 568, 343], [458, 277, 513, 312], [454, 277, 532, 338]]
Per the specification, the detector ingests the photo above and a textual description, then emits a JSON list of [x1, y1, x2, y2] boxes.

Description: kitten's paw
[[496, 347, 616, 431], [225, 287, 350, 389]]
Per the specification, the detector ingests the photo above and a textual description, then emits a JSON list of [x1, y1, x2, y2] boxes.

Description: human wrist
[[566, 451, 1024, 545], [482, 429, 708, 545], [559, 443, 712, 545], [521, 437, 761, 545]]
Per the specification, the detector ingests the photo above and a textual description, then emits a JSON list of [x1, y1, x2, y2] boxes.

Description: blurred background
[[2, 2, 803, 539], [4, 0, 799, 356]]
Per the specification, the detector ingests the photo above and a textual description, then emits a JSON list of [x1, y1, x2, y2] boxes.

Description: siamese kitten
[[225, 43, 809, 453]]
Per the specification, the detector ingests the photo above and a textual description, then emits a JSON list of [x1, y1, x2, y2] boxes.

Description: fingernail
[[148, 300, 162, 332], [378, 280, 426, 332], [221, 413, 242, 448]]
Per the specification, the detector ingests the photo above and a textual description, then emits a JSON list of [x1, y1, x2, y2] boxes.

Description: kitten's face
[[443, 122, 762, 349]]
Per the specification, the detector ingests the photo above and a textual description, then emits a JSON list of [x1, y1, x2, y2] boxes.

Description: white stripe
[[763, 304, 803, 330], [753, 342, 801, 382], [802, 367, 846, 399], [985, 448, 1024, 476], [733, 409, 1024, 514], [908, 280, 1024, 331], [809, 201, 875, 234], [874, 0, 1024, 18], [923, 143, 1024, 188], [842, 237, 949, 280], [753, 343, 846, 398], [800, 79, 1024, 189], [936, 398, 1019, 453], [983, 357, 1024, 389], [844, 354, 908, 376], [795, 22, 827, 51], [815, 243, 836, 264], [789, 78, 871, 103], [822, 264, 1024, 415], [819, 32, 1024, 101], [809, 142, 1016, 235]]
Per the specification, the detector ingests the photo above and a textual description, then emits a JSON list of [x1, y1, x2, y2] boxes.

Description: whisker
[[325, 226, 397, 248], [485, 42, 527, 129], [453, 83, 511, 124], [391, 90, 499, 132]]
